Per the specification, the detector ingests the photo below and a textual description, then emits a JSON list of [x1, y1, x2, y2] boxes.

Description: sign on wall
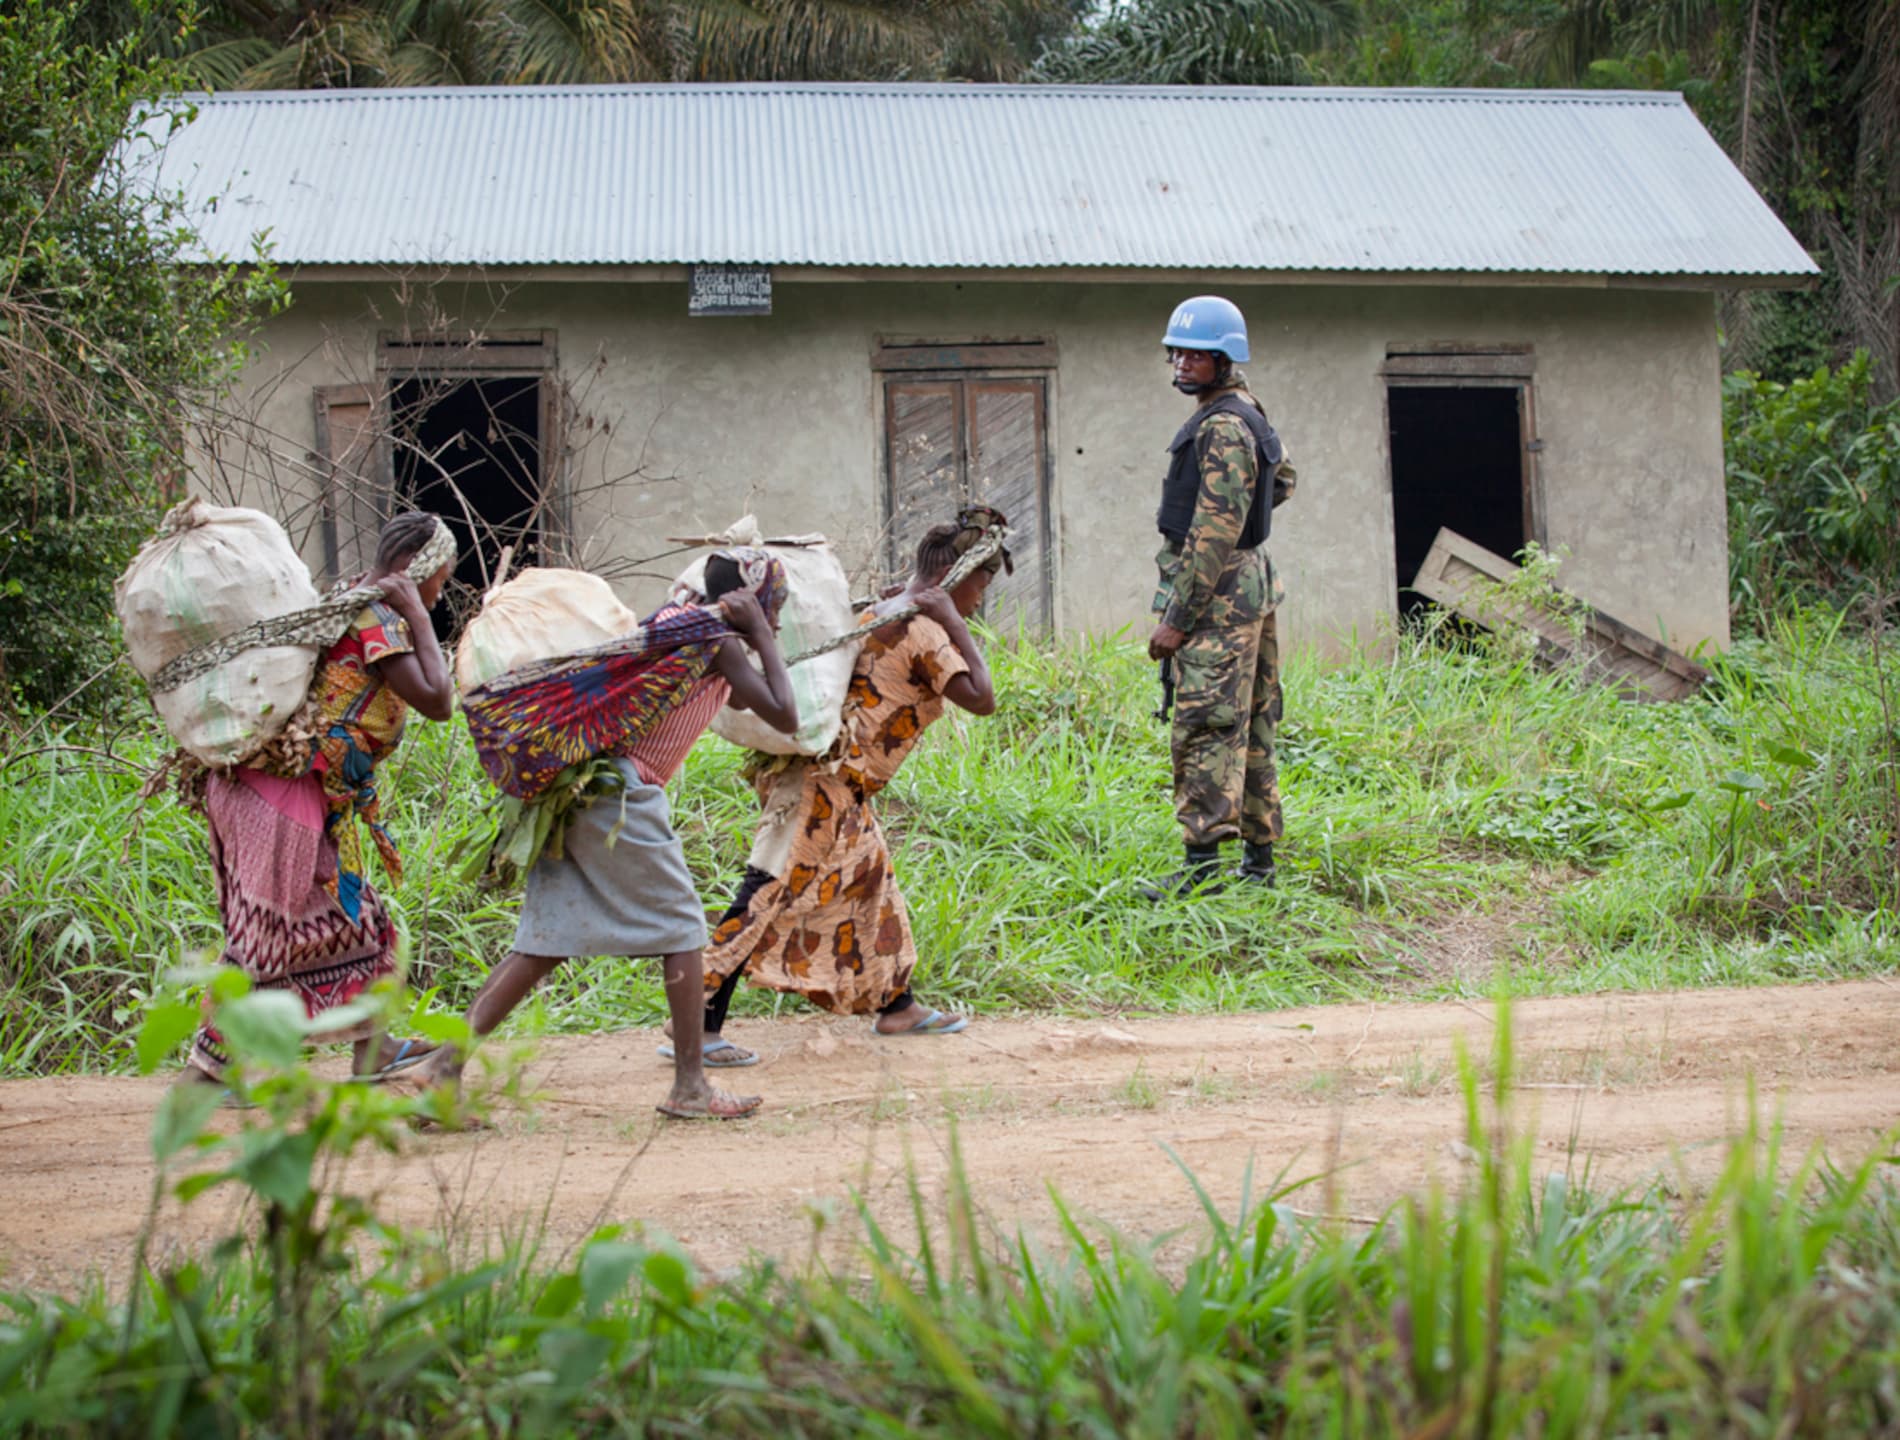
[[689, 265, 773, 317]]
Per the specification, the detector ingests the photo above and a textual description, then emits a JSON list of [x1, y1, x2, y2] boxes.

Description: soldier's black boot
[[1238, 840, 1276, 887], [1140, 842, 1226, 902]]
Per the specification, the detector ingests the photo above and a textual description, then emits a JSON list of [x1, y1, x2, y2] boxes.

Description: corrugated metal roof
[[129, 83, 1817, 279]]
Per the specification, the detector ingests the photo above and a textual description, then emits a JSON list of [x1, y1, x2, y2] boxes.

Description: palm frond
[[172, 36, 280, 90], [1033, 0, 1351, 86], [504, 0, 657, 83], [691, 0, 941, 81]]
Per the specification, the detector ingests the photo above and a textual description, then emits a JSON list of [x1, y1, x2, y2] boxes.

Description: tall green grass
[[5, 1037, 1898, 1437], [3, 611, 1896, 1076]]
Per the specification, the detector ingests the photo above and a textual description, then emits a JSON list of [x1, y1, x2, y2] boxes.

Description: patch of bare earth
[[1396, 867, 1578, 989], [2, 980, 1897, 1294]]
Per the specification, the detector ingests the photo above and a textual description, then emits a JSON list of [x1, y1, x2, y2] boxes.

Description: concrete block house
[[146, 82, 1815, 653]]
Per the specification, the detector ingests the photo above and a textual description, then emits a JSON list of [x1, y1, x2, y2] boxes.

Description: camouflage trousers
[[1170, 608, 1283, 847]]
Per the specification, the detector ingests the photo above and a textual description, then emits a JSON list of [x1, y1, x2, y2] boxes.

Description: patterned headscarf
[[672, 545, 790, 617], [408, 517, 458, 581], [953, 506, 1014, 576]]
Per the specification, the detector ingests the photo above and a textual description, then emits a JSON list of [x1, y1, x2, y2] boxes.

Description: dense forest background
[[3, 0, 1896, 708]]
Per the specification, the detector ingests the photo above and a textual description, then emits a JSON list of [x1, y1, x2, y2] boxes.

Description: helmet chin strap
[[1173, 357, 1232, 396]]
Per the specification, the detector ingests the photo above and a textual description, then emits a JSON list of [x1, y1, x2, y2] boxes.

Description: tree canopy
[[79, 0, 1089, 87], [1, 0, 281, 711]]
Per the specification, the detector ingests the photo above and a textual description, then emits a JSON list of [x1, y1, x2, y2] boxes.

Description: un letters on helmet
[[1162, 296, 1250, 364]]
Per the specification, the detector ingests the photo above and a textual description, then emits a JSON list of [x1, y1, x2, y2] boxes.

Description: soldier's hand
[[1147, 622, 1186, 661]]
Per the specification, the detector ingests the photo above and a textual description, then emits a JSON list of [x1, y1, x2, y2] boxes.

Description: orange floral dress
[[702, 614, 970, 1014]]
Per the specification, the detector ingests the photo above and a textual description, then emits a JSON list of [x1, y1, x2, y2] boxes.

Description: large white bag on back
[[114, 498, 324, 767], [677, 540, 862, 757], [455, 567, 643, 692]]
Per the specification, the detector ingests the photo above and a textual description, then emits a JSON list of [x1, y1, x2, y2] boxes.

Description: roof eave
[[249, 260, 1820, 292]]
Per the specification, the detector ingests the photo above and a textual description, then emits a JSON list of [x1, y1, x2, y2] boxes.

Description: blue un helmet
[[1162, 295, 1250, 363]]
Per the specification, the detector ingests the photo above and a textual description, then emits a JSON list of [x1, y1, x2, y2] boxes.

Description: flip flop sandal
[[655, 1036, 760, 1068], [655, 1091, 763, 1122], [347, 1038, 436, 1084], [876, 1008, 968, 1037], [410, 1109, 492, 1134]]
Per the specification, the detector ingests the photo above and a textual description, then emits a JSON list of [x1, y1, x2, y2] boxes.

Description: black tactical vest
[[1156, 393, 1284, 549]]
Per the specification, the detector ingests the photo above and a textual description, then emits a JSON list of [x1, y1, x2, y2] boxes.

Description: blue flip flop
[[656, 1036, 760, 1068], [876, 1008, 968, 1037]]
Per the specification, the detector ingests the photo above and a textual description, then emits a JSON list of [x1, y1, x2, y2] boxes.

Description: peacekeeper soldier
[[1141, 295, 1295, 899]]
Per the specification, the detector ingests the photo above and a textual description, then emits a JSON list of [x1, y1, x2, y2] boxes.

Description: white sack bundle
[[455, 567, 643, 692], [114, 498, 324, 767], [676, 538, 862, 757]]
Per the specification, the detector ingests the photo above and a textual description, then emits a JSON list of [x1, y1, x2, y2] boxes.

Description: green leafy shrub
[[0, 0, 282, 715], [1726, 351, 1900, 625]]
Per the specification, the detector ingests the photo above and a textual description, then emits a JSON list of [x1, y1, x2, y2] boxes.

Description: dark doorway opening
[[1387, 385, 1527, 616], [390, 375, 543, 639]]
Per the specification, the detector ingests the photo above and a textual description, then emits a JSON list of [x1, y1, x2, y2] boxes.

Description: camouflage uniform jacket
[[1152, 379, 1296, 633]]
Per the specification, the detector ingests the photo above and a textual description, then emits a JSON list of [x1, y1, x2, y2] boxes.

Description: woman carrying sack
[[686, 508, 1008, 1065], [180, 512, 458, 1092], [407, 548, 799, 1123]]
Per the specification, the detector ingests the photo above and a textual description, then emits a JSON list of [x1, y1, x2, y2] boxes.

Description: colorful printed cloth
[[302, 601, 417, 920], [465, 549, 787, 803], [463, 602, 733, 802], [702, 613, 971, 1014], [189, 768, 397, 1081]]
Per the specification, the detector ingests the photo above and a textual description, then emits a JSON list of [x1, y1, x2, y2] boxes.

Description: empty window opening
[[390, 375, 543, 640], [1387, 385, 1528, 617]]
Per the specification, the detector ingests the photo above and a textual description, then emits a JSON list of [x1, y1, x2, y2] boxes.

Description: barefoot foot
[[655, 1077, 761, 1121]]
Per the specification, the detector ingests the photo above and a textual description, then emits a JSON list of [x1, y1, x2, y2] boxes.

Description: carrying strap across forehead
[[409, 517, 458, 580], [953, 505, 1013, 574]]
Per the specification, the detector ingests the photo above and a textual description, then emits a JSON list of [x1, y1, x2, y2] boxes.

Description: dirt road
[[3, 981, 1897, 1292]]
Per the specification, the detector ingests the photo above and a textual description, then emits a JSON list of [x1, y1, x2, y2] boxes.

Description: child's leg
[[414, 950, 564, 1094], [660, 947, 761, 1117]]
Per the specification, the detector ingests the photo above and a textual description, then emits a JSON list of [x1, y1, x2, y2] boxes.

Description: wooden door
[[964, 378, 1049, 629], [314, 383, 390, 583], [885, 381, 963, 576], [884, 374, 1051, 628]]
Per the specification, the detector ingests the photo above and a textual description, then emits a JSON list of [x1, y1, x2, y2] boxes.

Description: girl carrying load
[[686, 507, 1007, 1065], [181, 512, 457, 1091]]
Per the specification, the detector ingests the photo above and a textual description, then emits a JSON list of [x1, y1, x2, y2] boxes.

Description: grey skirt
[[512, 760, 709, 959]]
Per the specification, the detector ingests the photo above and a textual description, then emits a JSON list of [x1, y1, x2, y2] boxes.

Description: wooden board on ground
[[1410, 528, 1710, 702]]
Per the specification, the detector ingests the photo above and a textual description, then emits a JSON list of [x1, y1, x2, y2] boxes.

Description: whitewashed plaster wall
[[214, 275, 1727, 658]]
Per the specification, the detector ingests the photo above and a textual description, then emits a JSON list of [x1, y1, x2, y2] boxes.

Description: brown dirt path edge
[[2, 981, 1898, 1294]]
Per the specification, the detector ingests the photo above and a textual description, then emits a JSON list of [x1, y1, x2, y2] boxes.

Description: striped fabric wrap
[[461, 603, 733, 801]]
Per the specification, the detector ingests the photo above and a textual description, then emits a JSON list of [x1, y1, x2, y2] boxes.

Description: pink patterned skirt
[[187, 769, 397, 1080]]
